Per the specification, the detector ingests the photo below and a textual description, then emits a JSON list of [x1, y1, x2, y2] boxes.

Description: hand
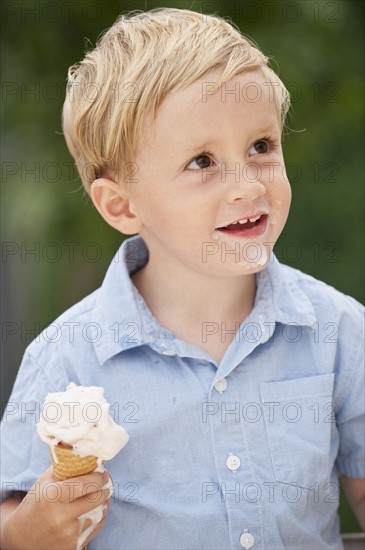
[[2, 466, 111, 550]]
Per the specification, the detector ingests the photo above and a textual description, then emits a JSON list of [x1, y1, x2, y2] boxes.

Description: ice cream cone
[[49, 443, 103, 550], [49, 442, 99, 481]]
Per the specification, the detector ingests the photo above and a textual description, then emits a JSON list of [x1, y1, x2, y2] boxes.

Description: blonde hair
[[62, 8, 290, 193]]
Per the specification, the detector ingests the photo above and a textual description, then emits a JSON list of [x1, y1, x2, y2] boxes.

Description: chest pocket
[[259, 373, 335, 488]]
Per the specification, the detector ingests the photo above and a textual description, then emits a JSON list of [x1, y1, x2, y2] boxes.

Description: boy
[[1, 7, 364, 549]]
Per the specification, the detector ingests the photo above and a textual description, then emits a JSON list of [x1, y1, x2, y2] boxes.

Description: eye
[[185, 152, 215, 171], [249, 137, 277, 156], [249, 136, 280, 156]]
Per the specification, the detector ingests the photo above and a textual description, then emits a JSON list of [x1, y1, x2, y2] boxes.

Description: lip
[[216, 211, 268, 229], [216, 213, 269, 238]]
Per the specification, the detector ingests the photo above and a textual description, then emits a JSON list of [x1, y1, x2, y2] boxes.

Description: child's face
[[128, 68, 291, 276]]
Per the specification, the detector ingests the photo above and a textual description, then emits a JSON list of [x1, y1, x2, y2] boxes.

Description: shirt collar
[[92, 236, 316, 365], [92, 235, 149, 365], [254, 254, 317, 328]]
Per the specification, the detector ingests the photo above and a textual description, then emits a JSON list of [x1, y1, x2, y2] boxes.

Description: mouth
[[216, 213, 269, 238]]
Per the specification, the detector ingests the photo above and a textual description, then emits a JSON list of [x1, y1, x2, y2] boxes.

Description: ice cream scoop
[[37, 381, 129, 469]]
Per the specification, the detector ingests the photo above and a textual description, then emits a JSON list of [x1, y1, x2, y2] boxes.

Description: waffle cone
[[49, 443, 99, 481]]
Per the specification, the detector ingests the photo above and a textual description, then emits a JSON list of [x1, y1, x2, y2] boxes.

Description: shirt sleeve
[[0, 350, 57, 502], [335, 336, 365, 478]]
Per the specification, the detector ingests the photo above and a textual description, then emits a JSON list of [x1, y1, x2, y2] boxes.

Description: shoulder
[[280, 262, 364, 325], [279, 262, 364, 387], [24, 288, 102, 383]]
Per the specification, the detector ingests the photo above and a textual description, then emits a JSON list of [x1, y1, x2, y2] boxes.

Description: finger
[[81, 499, 109, 527], [76, 502, 108, 546], [83, 518, 107, 547], [57, 470, 110, 503], [35, 465, 57, 485], [80, 517, 93, 532], [71, 488, 111, 517], [100, 498, 111, 521], [81, 487, 112, 506], [103, 498, 111, 515]]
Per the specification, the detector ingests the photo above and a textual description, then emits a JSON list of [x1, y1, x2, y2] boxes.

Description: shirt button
[[161, 349, 174, 356], [225, 453, 241, 472], [240, 529, 254, 549], [214, 378, 228, 393]]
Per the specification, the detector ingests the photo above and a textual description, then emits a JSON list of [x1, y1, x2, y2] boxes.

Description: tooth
[[238, 219, 248, 224], [232, 221, 239, 225], [249, 215, 261, 222]]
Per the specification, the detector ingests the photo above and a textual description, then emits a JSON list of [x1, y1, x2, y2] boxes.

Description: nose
[[221, 160, 266, 203]]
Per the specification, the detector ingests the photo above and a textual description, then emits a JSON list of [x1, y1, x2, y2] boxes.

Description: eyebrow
[[181, 142, 214, 155], [182, 120, 281, 152], [181, 126, 280, 156]]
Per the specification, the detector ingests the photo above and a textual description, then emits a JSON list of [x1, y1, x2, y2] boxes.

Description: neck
[[131, 251, 256, 329]]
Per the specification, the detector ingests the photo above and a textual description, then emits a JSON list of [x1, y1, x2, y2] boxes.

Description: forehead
[[163, 68, 276, 115], [140, 69, 280, 155]]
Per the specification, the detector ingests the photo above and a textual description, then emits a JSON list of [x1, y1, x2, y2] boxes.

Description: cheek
[[273, 167, 292, 208], [133, 191, 186, 236], [269, 178, 292, 228], [279, 179, 292, 213]]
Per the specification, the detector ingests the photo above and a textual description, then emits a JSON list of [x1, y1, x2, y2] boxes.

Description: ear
[[90, 178, 142, 235]]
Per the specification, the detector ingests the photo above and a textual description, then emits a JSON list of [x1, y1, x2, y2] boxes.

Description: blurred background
[[1, 0, 364, 533]]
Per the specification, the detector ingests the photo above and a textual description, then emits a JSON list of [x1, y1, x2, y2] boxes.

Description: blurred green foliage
[[1, 0, 363, 532]]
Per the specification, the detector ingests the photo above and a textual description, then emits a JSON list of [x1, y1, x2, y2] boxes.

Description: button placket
[[208, 375, 260, 549]]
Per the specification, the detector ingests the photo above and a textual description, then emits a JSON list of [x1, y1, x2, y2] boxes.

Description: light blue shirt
[[1, 235, 364, 549]]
